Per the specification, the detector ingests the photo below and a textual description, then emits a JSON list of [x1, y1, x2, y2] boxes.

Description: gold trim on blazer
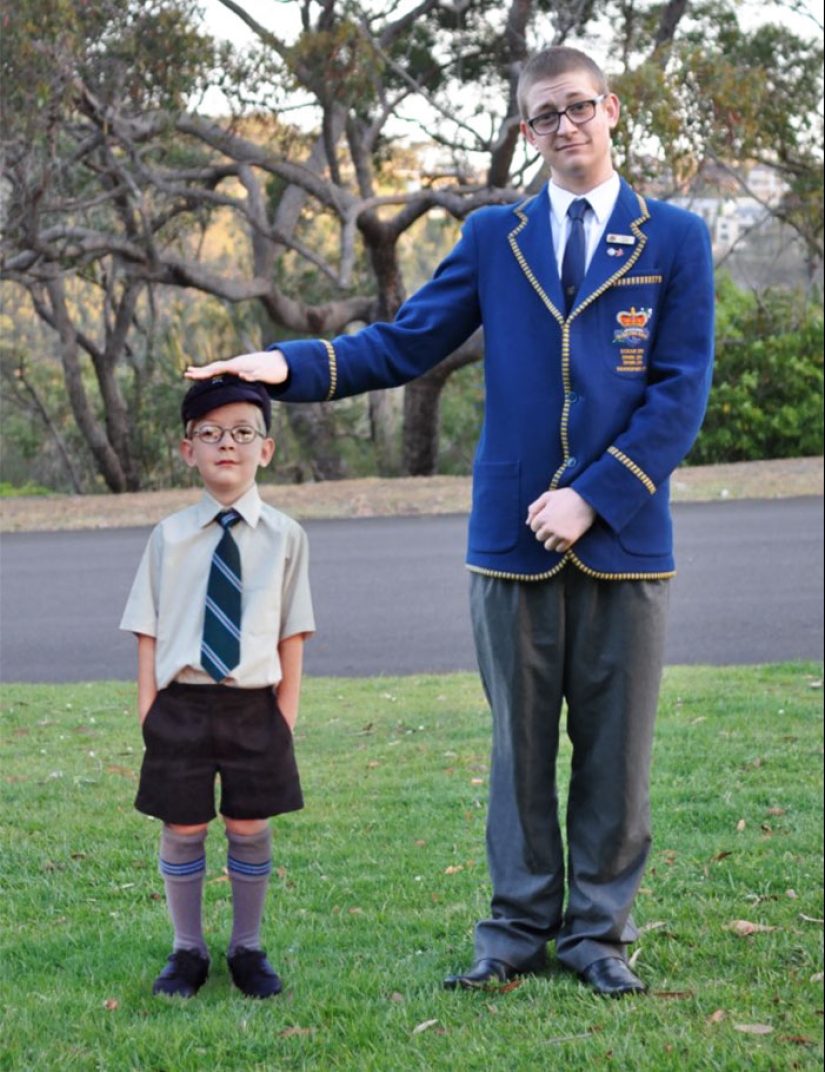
[[468, 558, 676, 583], [607, 446, 657, 495], [323, 340, 338, 401]]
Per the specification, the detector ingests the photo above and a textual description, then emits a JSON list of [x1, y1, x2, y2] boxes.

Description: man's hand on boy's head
[[185, 350, 289, 385]]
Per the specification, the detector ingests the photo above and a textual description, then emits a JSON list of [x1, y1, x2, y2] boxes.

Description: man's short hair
[[517, 47, 610, 120]]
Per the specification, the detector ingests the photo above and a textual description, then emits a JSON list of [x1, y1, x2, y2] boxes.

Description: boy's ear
[[179, 437, 198, 468], [258, 436, 276, 468]]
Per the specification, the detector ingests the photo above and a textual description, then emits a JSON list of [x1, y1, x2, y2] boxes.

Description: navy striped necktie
[[561, 198, 591, 313], [201, 509, 242, 682]]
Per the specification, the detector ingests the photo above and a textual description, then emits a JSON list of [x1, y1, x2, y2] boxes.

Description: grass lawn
[[1, 664, 823, 1071]]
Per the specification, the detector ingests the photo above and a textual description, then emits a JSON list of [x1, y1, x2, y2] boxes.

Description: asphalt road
[[0, 497, 822, 684]]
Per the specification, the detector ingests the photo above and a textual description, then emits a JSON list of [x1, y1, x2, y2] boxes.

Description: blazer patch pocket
[[469, 461, 521, 554]]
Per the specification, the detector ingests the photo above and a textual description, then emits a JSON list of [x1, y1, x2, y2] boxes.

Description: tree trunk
[[42, 276, 131, 493], [285, 402, 348, 481], [402, 334, 485, 476]]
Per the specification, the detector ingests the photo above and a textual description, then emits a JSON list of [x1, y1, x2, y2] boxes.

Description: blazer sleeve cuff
[[266, 340, 337, 402], [574, 447, 658, 533]]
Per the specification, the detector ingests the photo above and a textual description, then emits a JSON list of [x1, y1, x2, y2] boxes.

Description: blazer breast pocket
[[605, 274, 662, 378]]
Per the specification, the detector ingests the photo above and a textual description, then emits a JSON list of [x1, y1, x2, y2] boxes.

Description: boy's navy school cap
[[182, 374, 272, 430]]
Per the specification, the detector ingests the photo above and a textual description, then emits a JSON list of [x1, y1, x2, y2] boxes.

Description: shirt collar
[[548, 172, 621, 228], [197, 483, 262, 529]]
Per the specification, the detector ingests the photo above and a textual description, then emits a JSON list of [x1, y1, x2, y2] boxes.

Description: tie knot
[[567, 198, 590, 222], [217, 509, 241, 531]]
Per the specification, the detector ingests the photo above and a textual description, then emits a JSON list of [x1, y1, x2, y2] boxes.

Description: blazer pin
[[606, 233, 635, 245]]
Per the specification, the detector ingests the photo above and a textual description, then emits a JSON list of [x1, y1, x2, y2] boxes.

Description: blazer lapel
[[507, 186, 565, 319], [572, 181, 651, 316]]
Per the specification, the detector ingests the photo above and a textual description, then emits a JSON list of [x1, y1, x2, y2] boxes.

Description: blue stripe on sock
[[227, 855, 272, 877], [160, 855, 206, 878]]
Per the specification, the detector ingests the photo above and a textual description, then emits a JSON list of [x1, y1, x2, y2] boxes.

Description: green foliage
[[0, 665, 822, 1069], [0, 481, 53, 497], [0, 0, 215, 131], [689, 278, 824, 465]]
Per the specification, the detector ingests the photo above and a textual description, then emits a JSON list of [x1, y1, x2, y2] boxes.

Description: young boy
[[120, 374, 315, 999]]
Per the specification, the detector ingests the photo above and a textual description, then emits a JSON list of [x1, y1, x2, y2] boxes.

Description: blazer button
[[567, 456, 578, 468], [568, 391, 579, 403]]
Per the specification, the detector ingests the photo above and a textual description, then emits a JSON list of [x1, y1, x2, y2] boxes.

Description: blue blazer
[[275, 179, 714, 580]]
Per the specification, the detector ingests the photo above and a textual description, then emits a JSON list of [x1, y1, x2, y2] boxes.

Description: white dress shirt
[[120, 484, 315, 690], [548, 172, 621, 277]]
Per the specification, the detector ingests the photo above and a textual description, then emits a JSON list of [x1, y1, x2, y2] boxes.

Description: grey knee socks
[[225, 826, 273, 956], [159, 826, 208, 957]]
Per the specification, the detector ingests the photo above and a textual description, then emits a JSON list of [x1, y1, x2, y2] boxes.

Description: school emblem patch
[[613, 307, 652, 372]]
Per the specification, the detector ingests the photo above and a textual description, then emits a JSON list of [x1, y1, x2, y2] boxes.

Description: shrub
[[688, 279, 824, 464]]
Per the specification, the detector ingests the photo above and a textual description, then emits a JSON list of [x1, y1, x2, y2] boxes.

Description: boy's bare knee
[[166, 822, 210, 837], [222, 816, 269, 836]]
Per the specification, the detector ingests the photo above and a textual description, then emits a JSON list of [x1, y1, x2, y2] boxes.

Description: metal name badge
[[606, 233, 635, 246]]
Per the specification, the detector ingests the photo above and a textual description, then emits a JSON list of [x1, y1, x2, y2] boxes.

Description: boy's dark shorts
[[135, 682, 303, 825]]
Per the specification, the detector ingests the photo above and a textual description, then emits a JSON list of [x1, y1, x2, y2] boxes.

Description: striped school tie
[[201, 509, 242, 682]]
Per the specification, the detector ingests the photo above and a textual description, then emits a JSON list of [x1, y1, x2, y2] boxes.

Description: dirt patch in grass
[[0, 457, 821, 533]]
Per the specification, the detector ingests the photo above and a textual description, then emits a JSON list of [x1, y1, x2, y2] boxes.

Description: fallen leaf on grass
[[800, 914, 825, 924], [810, 971, 824, 983], [103, 999, 119, 1011], [105, 764, 135, 778], [444, 865, 464, 875], [736, 819, 747, 832], [412, 1019, 440, 1035], [726, 920, 778, 936], [734, 1024, 774, 1035], [707, 1009, 726, 1024], [389, 992, 404, 1003], [279, 1027, 315, 1038], [777, 1034, 818, 1045], [652, 990, 695, 1000]]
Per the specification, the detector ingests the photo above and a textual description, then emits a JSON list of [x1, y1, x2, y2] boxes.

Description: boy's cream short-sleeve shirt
[[120, 484, 315, 690]]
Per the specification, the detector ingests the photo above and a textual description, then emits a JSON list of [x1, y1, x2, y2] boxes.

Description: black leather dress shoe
[[227, 946, 283, 998], [443, 958, 517, 990], [579, 957, 647, 997], [152, 948, 210, 997]]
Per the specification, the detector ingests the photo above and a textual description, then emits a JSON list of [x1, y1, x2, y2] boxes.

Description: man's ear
[[605, 93, 621, 130], [521, 119, 538, 150]]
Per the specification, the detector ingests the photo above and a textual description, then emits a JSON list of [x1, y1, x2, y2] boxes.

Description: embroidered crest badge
[[613, 307, 652, 345], [612, 307, 653, 373]]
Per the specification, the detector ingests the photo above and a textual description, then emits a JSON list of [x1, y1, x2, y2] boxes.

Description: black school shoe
[[152, 948, 210, 997], [227, 946, 283, 998]]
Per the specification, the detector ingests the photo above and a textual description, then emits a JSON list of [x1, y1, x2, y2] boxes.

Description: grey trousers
[[469, 568, 670, 975]]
